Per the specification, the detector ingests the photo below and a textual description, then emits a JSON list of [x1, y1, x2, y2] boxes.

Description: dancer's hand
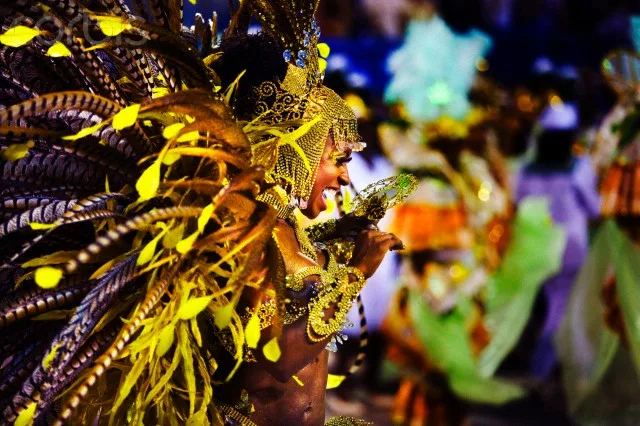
[[331, 213, 372, 238], [349, 228, 403, 279]]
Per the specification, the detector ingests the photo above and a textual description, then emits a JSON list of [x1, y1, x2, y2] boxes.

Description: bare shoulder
[[272, 218, 319, 273]]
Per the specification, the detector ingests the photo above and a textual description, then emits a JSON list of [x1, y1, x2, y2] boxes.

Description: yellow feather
[[21, 251, 77, 268], [292, 375, 304, 386], [244, 313, 260, 349], [2, 141, 34, 161], [177, 131, 200, 143], [28, 222, 57, 230], [152, 87, 170, 99], [46, 42, 72, 57], [0, 26, 41, 48], [197, 204, 214, 233], [14, 402, 37, 426], [177, 296, 214, 320], [178, 323, 197, 415], [176, 231, 199, 254], [112, 104, 141, 130], [190, 318, 203, 347], [317, 43, 331, 58], [263, 337, 281, 362], [93, 15, 133, 37], [213, 302, 234, 330], [326, 374, 346, 389], [42, 342, 62, 369], [137, 234, 161, 266], [63, 121, 107, 141], [162, 223, 185, 249], [83, 42, 112, 52], [34, 266, 63, 289], [136, 161, 161, 201], [112, 355, 147, 414], [156, 324, 175, 357], [318, 58, 327, 73], [161, 151, 181, 165], [163, 123, 185, 139]]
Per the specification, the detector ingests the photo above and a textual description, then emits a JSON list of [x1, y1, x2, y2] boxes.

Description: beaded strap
[[286, 266, 329, 291], [307, 265, 366, 342], [285, 251, 338, 291]]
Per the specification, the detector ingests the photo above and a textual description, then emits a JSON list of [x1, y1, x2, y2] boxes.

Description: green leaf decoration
[[479, 197, 566, 377]]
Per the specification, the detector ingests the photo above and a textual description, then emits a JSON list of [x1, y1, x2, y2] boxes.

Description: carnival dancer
[[0, 0, 411, 425]]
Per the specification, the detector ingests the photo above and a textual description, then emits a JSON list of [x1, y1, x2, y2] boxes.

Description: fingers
[[358, 230, 404, 251], [378, 233, 403, 251], [338, 216, 375, 236]]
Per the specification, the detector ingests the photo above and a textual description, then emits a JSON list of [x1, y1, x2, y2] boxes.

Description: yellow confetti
[[176, 231, 198, 254], [46, 42, 72, 57], [197, 204, 214, 233], [177, 296, 214, 320], [94, 15, 133, 37], [326, 374, 346, 389], [163, 123, 185, 139], [213, 302, 234, 330], [136, 161, 161, 201], [292, 375, 304, 386], [42, 342, 62, 369], [14, 402, 37, 426], [112, 104, 140, 130], [317, 42, 331, 58], [35, 266, 63, 289], [1, 141, 34, 161], [244, 314, 260, 349], [0, 26, 41, 48], [263, 337, 281, 362], [156, 324, 175, 357]]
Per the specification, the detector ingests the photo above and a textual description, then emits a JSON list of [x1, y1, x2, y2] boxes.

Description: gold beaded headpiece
[[247, 0, 365, 202]]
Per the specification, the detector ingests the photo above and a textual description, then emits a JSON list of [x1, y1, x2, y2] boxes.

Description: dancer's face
[[301, 134, 352, 219]]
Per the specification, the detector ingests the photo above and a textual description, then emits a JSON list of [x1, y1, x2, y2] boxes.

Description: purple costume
[[515, 155, 600, 376]]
